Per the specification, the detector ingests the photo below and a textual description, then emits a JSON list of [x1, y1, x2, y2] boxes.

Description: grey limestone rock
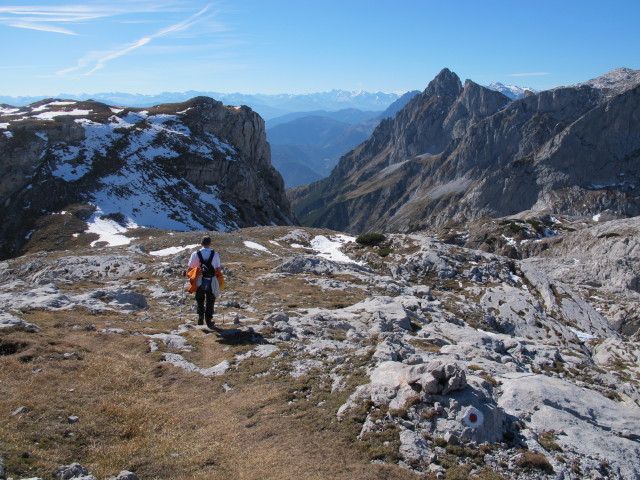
[[114, 472, 139, 480], [498, 373, 640, 479], [162, 353, 231, 377], [399, 429, 429, 463], [276, 254, 370, 276], [263, 311, 289, 324], [54, 463, 96, 480], [0, 312, 39, 330]]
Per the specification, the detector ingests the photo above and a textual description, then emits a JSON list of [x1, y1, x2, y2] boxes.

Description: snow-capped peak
[[487, 82, 537, 100]]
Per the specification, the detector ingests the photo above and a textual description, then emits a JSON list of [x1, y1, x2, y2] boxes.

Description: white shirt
[[188, 248, 221, 270]]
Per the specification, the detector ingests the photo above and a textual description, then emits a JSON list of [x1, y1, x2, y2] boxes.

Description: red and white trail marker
[[462, 407, 484, 428]]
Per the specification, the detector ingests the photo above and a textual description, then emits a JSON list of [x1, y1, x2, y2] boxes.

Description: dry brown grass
[[1, 227, 421, 480], [0, 315, 417, 479]]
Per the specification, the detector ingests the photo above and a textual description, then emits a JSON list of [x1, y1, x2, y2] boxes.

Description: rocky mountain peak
[[487, 82, 537, 100], [291, 67, 640, 234], [0, 97, 296, 259], [578, 67, 640, 98], [424, 67, 463, 97]]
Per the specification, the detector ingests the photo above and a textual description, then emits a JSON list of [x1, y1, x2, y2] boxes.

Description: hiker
[[187, 236, 222, 327]]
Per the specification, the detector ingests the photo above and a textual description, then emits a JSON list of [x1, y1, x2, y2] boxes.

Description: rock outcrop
[[291, 67, 640, 233], [0, 97, 296, 259]]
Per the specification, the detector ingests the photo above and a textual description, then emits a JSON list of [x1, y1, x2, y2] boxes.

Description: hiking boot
[[197, 317, 204, 326], [205, 318, 215, 329]]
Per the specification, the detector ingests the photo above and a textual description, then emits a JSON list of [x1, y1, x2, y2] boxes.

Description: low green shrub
[[356, 233, 385, 246]]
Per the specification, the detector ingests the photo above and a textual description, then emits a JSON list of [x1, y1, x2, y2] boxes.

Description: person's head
[[201, 236, 212, 248]]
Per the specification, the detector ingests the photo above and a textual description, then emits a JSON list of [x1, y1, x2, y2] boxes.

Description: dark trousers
[[195, 288, 215, 321]]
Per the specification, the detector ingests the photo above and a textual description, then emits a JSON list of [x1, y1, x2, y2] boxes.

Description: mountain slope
[[0, 97, 296, 259], [290, 68, 640, 233], [1, 222, 639, 478]]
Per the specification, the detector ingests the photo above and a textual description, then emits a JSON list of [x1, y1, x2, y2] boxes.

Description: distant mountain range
[[267, 91, 420, 188], [0, 90, 404, 121], [0, 82, 534, 122], [486, 82, 538, 99]]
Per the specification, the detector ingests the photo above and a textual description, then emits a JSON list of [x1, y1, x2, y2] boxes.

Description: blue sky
[[1, 0, 639, 96]]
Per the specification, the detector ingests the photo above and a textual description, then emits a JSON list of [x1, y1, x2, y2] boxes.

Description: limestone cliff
[[0, 96, 296, 259]]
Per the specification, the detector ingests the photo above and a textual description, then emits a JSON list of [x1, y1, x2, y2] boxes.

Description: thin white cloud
[[85, 37, 152, 75], [58, 4, 216, 76], [0, 3, 184, 35], [156, 4, 213, 36], [6, 21, 78, 35], [507, 72, 550, 77], [0, 7, 104, 34]]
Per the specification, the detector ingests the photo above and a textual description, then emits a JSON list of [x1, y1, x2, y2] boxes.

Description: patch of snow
[[150, 244, 199, 256], [33, 109, 92, 120], [74, 118, 100, 127], [120, 111, 148, 124], [146, 113, 190, 136], [0, 123, 9, 129], [0, 107, 20, 115], [509, 273, 528, 290], [501, 234, 517, 247], [48, 101, 76, 107], [593, 213, 602, 221], [244, 241, 269, 252], [310, 234, 360, 264], [476, 328, 498, 336], [31, 101, 76, 112], [570, 328, 598, 342], [90, 165, 236, 232], [208, 134, 237, 159], [86, 210, 138, 247], [51, 151, 92, 181]]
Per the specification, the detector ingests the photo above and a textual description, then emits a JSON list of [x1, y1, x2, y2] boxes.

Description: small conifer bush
[[356, 233, 385, 246]]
